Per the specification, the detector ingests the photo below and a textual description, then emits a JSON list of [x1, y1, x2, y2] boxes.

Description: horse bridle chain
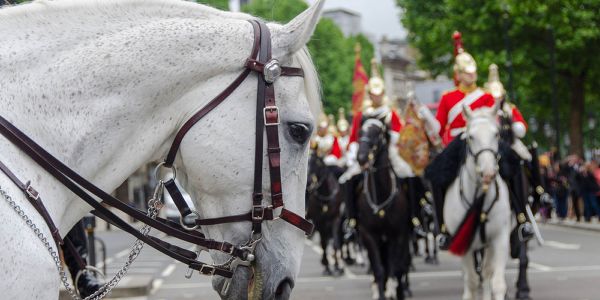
[[0, 19, 314, 293]]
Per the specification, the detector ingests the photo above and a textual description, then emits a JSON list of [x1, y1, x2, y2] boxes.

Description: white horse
[[0, 0, 323, 299], [444, 104, 511, 300]]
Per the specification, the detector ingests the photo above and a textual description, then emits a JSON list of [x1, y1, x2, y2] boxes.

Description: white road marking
[[115, 249, 130, 258], [161, 263, 177, 277], [105, 267, 159, 274], [96, 257, 113, 268], [157, 265, 600, 290], [305, 239, 324, 255], [151, 278, 164, 294], [529, 262, 553, 271], [545, 240, 581, 250]]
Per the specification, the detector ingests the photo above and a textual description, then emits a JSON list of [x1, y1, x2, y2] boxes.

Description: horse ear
[[462, 104, 473, 120], [272, 0, 324, 56]]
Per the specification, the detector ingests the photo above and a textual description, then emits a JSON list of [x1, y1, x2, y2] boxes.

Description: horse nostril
[[275, 278, 294, 300]]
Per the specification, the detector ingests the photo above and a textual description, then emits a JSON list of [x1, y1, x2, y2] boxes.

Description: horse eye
[[288, 122, 311, 144]]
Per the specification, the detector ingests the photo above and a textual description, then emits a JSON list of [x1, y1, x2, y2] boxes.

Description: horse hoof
[[322, 269, 333, 276], [516, 292, 531, 300], [333, 268, 345, 276], [404, 289, 413, 298]]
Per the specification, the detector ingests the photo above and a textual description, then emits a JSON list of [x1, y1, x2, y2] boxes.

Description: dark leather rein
[[0, 19, 313, 280]]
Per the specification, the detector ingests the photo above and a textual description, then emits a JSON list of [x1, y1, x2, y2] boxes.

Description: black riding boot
[[406, 177, 427, 238], [344, 174, 362, 233], [425, 137, 467, 251], [431, 184, 451, 250], [507, 162, 534, 242], [62, 221, 103, 298]]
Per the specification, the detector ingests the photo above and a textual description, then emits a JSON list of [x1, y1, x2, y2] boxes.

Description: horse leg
[[483, 235, 509, 300], [332, 217, 345, 275], [320, 229, 332, 276], [461, 252, 479, 300], [362, 231, 386, 300], [424, 230, 433, 264], [396, 234, 412, 300], [515, 240, 531, 300], [432, 231, 439, 264]]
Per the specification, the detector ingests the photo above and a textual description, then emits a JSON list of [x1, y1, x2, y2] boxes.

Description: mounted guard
[[484, 63, 538, 245], [423, 31, 535, 251], [339, 59, 412, 225], [311, 113, 344, 178], [423, 32, 495, 249]]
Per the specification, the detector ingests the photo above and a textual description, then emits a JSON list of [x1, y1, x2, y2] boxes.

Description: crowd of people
[[539, 151, 600, 223]]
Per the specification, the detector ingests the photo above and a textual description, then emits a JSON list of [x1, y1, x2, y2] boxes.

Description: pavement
[[542, 217, 600, 233], [62, 210, 600, 300]]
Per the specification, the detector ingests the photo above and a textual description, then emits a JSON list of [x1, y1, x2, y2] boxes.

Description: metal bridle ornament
[[0, 19, 313, 299]]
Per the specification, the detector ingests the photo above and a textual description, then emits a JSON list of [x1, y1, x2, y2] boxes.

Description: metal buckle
[[199, 265, 216, 276], [263, 106, 280, 126], [263, 59, 282, 83], [154, 161, 177, 183], [251, 205, 264, 221], [220, 243, 235, 255], [25, 185, 39, 201], [180, 211, 200, 231]]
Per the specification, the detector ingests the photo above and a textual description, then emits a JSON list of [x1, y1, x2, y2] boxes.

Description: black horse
[[511, 143, 548, 300], [355, 119, 412, 300], [306, 151, 344, 276]]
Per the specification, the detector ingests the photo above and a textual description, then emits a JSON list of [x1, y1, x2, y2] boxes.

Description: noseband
[[0, 19, 313, 292]]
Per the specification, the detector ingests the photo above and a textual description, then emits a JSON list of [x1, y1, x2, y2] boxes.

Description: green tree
[[243, 0, 375, 116], [196, 0, 229, 11], [397, 0, 600, 157]]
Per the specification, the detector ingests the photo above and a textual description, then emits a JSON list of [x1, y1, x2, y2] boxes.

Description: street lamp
[[589, 113, 596, 150], [543, 123, 554, 141], [529, 116, 538, 134], [548, 26, 561, 158], [502, 3, 516, 103]]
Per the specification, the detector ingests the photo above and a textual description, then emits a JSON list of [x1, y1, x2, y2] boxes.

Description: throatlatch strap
[[165, 179, 192, 218], [0, 159, 63, 249]]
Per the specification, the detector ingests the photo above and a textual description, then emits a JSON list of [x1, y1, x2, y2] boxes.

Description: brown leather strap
[[0, 115, 248, 262], [164, 178, 192, 217], [244, 59, 304, 77], [0, 19, 313, 282], [163, 21, 262, 168], [62, 236, 87, 270], [0, 159, 64, 248]]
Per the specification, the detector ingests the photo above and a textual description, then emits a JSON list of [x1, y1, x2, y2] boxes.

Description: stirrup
[[75, 265, 106, 298], [438, 233, 451, 251], [518, 223, 534, 242]]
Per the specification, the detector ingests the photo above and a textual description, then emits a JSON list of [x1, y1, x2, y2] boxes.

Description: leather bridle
[[0, 19, 313, 282]]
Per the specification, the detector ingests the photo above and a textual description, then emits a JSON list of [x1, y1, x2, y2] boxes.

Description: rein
[[361, 129, 397, 216], [0, 19, 313, 297], [307, 158, 339, 202], [457, 125, 501, 245]]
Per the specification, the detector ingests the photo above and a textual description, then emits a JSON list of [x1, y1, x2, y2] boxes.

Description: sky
[[305, 0, 407, 41]]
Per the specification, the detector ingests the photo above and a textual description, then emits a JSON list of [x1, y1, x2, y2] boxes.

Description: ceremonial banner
[[351, 53, 368, 114]]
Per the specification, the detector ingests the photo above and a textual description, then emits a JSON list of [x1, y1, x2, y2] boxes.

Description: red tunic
[[348, 109, 403, 146], [435, 88, 495, 145], [330, 137, 342, 159], [509, 104, 527, 129]]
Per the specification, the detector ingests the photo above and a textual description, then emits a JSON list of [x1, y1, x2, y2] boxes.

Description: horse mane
[[0, 0, 250, 23]]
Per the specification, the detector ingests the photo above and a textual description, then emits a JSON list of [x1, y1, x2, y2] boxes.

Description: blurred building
[[322, 8, 362, 37], [379, 37, 453, 110]]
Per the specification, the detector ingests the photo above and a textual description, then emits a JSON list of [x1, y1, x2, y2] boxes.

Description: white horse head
[[0, 0, 323, 299], [462, 103, 501, 189], [444, 102, 511, 300]]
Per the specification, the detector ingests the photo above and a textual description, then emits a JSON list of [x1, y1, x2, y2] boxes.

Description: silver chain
[[0, 182, 164, 300]]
